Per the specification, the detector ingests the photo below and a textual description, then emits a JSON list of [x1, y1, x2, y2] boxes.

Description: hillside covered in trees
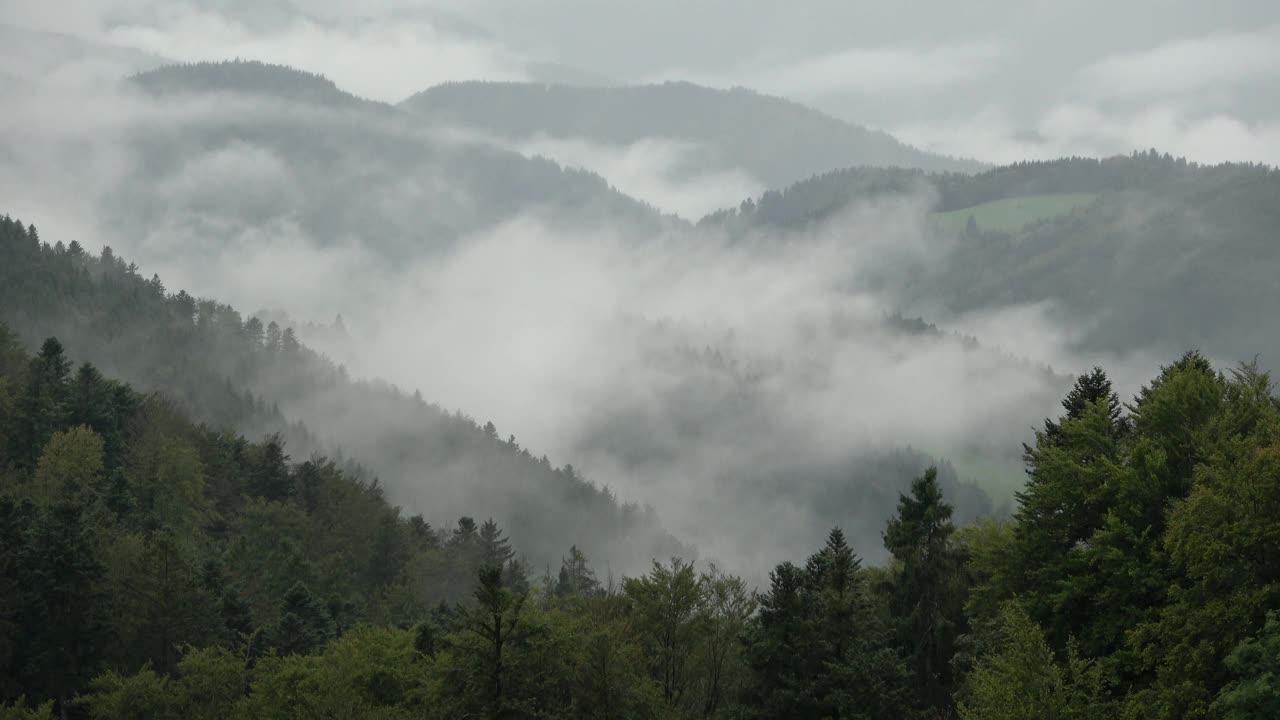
[[399, 81, 983, 190], [0, 215, 682, 572], [704, 152, 1280, 368]]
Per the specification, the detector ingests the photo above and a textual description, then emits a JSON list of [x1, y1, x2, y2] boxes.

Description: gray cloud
[[1076, 25, 1280, 100], [510, 136, 765, 220], [5, 0, 529, 102], [658, 42, 1005, 100], [894, 102, 1280, 167]]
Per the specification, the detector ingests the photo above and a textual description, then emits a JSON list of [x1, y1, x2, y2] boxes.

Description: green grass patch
[[948, 453, 1026, 505], [927, 447, 1026, 510], [932, 193, 1098, 234]]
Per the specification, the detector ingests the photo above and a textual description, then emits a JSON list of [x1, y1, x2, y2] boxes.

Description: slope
[[705, 152, 1280, 367], [0, 214, 684, 571], [6, 60, 673, 269], [398, 81, 985, 189]]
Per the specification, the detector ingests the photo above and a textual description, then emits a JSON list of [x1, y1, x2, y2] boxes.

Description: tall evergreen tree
[[884, 466, 968, 717], [746, 528, 913, 719], [15, 339, 71, 469], [554, 545, 600, 598]]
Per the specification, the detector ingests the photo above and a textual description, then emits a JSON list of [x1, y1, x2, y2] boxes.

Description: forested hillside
[[132, 60, 388, 113], [0, 215, 682, 571], [399, 81, 983, 189], [705, 151, 1280, 366], [3, 321, 1277, 718]]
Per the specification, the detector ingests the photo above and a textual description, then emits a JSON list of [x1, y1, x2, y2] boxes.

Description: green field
[[950, 454, 1026, 506], [928, 447, 1027, 508], [931, 192, 1098, 234]]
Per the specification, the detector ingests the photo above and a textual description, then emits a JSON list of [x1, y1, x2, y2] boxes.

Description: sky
[[5, 0, 1277, 167]]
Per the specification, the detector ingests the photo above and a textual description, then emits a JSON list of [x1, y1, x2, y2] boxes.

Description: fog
[[510, 136, 765, 219], [9, 0, 1277, 168], [0, 0, 1242, 573]]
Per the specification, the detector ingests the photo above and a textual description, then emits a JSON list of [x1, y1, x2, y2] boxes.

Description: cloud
[[753, 42, 1005, 98], [894, 103, 1280, 167], [1077, 25, 1280, 99], [655, 42, 1004, 100], [512, 136, 764, 220], [4, 0, 529, 102]]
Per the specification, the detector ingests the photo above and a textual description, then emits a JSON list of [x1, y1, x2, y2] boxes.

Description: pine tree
[[555, 545, 601, 598], [15, 339, 71, 469], [884, 466, 968, 717], [479, 518, 515, 569], [746, 529, 913, 719], [249, 436, 291, 502], [267, 582, 333, 656]]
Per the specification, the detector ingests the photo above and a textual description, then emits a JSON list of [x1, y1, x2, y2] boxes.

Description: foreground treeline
[[4, 324, 1279, 718]]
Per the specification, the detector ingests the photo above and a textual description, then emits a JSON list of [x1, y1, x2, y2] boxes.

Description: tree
[[104, 529, 220, 673], [281, 328, 300, 356], [242, 317, 264, 348], [554, 546, 600, 598], [1008, 383, 1129, 655], [0, 697, 54, 720], [32, 426, 105, 508], [125, 415, 207, 533], [694, 564, 755, 716], [266, 582, 334, 657], [265, 322, 282, 354], [248, 436, 291, 502], [66, 364, 134, 471], [1213, 612, 1280, 719], [624, 557, 706, 708], [1124, 362, 1280, 718], [18, 503, 111, 711], [76, 666, 176, 720], [883, 465, 968, 717], [745, 528, 912, 719], [15, 339, 71, 469], [436, 564, 558, 718], [479, 519, 515, 570], [959, 602, 1114, 720]]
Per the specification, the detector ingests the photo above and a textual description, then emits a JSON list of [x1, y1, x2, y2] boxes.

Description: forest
[[2, 215, 1279, 718]]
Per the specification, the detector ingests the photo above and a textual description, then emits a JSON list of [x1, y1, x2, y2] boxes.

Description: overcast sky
[[5, 0, 1278, 166]]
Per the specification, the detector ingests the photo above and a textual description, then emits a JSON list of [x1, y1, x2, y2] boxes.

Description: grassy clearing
[[932, 193, 1098, 234]]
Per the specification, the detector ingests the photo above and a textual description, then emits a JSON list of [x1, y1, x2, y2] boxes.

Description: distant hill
[[398, 81, 985, 188], [109, 61, 672, 260], [705, 152, 1280, 366], [131, 60, 388, 112]]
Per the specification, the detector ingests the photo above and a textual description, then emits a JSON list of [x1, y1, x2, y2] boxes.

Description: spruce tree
[[884, 466, 968, 716]]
